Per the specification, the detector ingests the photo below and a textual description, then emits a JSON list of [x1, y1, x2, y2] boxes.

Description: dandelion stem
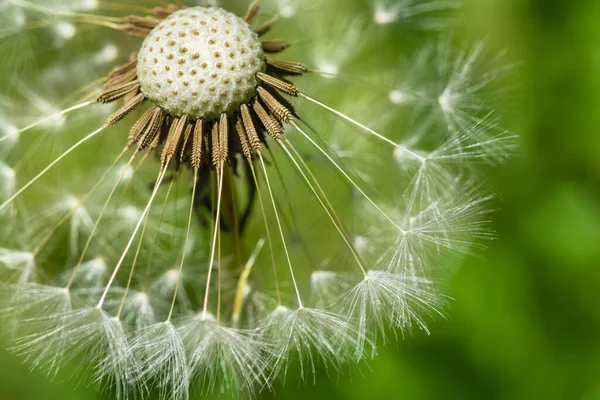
[[167, 169, 198, 322], [258, 153, 303, 309], [97, 164, 169, 309], [0, 124, 106, 212], [280, 139, 368, 275], [298, 94, 425, 162], [0, 100, 94, 145], [201, 163, 225, 320], [292, 122, 407, 235]]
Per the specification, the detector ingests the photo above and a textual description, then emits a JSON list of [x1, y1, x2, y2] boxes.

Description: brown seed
[[257, 72, 299, 97], [257, 87, 294, 123], [244, 0, 261, 23], [262, 40, 291, 54], [106, 93, 145, 126]]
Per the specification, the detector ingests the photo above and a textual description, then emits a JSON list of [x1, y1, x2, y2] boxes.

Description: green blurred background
[[2, 0, 600, 399]]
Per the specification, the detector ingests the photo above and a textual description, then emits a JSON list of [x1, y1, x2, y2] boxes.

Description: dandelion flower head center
[[137, 7, 266, 120]]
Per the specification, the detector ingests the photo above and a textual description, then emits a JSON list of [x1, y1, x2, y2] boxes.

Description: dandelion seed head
[[137, 7, 266, 120], [0, 0, 515, 396]]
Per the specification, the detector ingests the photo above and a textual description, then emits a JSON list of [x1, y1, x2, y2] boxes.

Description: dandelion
[[0, 0, 515, 398]]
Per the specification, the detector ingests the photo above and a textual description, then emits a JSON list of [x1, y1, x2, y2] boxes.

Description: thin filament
[[248, 163, 281, 304], [299, 94, 425, 162], [0, 100, 94, 145], [32, 147, 129, 256], [267, 146, 318, 270], [292, 122, 407, 234], [97, 164, 169, 309], [143, 174, 178, 293], [9, 0, 123, 23], [167, 169, 199, 322], [66, 150, 140, 290], [279, 140, 367, 275], [0, 124, 106, 211], [258, 153, 303, 308], [201, 163, 225, 320], [226, 169, 244, 269], [117, 196, 153, 319]]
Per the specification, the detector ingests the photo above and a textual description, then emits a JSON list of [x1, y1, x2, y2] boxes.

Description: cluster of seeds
[[137, 7, 265, 120]]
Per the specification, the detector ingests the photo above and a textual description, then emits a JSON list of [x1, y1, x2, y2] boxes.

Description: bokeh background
[[1, 0, 600, 399]]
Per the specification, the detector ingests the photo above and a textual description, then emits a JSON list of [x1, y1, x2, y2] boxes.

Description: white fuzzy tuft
[[130, 322, 189, 400], [263, 306, 365, 382], [179, 314, 270, 395], [12, 308, 138, 399], [342, 270, 445, 355]]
